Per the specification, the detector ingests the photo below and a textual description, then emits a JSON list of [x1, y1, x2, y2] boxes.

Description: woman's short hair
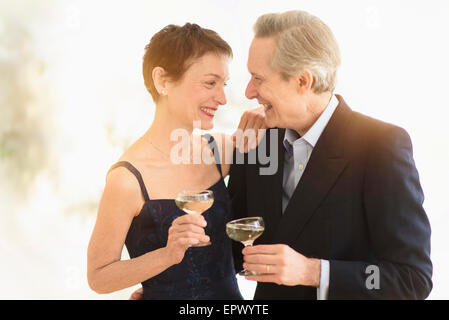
[[253, 10, 341, 93], [143, 23, 233, 102]]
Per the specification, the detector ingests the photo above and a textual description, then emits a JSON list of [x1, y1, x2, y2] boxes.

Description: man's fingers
[[243, 253, 279, 265], [243, 244, 286, 255], [245, 274, 282, 285], [243, 262, 277, 274]]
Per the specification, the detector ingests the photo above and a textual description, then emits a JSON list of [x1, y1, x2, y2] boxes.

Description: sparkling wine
[[175, 199, 213, 215], [226, 217, 265, 275], [226, 223, 264, 246], [175, 190, 214, 247]]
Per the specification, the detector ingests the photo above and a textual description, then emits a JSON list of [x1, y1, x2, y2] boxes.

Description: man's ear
[[152, 66, 168, 95], [295, 68, 314, 94]]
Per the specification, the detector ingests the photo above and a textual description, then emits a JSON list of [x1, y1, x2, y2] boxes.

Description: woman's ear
[[152, 66, 168, 96], [295, 68, 314, 94]]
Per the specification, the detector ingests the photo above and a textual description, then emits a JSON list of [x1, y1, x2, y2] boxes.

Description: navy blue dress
[[108, 135, 242, 300]]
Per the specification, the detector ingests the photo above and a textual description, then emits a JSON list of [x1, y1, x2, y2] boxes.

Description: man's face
[[245, 37, 305, 129]]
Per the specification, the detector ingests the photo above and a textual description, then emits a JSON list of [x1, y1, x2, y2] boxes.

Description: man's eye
[[206, 81, 216, 86]]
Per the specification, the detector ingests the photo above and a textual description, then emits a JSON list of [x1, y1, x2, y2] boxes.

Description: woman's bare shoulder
[[105, 165, 141, 200], [104, 139, 148, 216]]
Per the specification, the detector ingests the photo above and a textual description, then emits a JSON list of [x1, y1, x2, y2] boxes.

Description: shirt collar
[[283, 94, 339, 153]]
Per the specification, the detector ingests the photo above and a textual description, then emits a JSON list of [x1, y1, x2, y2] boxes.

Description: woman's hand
[[129, 287, 143, 300], [165, 214, 210, 265], [232, 106, 268, 153]]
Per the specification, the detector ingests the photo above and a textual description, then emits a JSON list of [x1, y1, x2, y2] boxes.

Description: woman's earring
[[161, 89, 166, 95]]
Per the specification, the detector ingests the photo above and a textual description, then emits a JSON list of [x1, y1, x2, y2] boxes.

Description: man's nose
[[245, 79, 257, 100]]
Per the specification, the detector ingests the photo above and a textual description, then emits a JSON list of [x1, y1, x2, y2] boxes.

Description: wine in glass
[[175, 190, 214, 247], [226, 217, 265, 276]]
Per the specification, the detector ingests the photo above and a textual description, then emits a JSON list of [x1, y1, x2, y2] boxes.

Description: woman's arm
[[87, 167, 171, 294], [215, 106, 267, 177], [87, 167, 208, 294]]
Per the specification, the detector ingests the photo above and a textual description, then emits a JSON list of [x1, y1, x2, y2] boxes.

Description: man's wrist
[[308, 258, 321, 287]]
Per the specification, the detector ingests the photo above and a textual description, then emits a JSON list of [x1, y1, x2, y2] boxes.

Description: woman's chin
[[199, 120, 214, 131], [188, 117, 214, 131], [202, 124, 214, 131], [195, 121, 214, 130]]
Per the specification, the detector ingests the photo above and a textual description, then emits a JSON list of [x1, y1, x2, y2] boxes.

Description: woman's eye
[[206, 81, 216, 87]]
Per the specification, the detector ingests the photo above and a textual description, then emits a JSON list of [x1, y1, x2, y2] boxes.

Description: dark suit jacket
[[228, 95, 432, 299]]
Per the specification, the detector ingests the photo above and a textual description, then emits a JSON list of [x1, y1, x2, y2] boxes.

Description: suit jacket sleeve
[[328, 126, 433, 299]]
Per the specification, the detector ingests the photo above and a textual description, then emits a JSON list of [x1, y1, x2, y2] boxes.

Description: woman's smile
[[200, 106, 217, 118]]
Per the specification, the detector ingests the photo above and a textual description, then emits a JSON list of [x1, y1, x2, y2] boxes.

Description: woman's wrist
[[158, 246, 176, 267]]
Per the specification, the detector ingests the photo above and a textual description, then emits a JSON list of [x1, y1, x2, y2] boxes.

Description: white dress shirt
[[281, 94, 339, 300]]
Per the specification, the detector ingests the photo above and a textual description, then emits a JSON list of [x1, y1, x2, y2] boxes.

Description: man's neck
[[295, 91, 332, 137]]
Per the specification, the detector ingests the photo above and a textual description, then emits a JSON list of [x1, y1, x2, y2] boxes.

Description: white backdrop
[[0, 0, 448, 299]]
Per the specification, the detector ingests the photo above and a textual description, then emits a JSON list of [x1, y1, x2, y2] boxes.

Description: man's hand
[[232, 106, 268, 153], [242, 244, 321, 287]]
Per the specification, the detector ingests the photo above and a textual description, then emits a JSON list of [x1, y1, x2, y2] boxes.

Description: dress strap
[[108, 161, 150, 202], [202, 134, 222, 177]]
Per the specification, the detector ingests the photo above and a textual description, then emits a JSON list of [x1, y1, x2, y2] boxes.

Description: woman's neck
[[142, 105, 194, 156]]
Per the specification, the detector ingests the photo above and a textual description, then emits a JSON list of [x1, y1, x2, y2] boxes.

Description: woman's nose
[[216, 86, 227, 105]]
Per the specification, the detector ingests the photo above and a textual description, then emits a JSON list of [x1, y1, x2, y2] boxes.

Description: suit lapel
[[273, 97, 353, 244]]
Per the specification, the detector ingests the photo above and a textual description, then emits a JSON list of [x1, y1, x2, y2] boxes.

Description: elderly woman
[[87, 23, 264, 299]]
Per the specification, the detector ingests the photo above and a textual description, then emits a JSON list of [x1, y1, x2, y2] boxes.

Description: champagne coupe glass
[[175, 190, 214, 247], [226, 217, 265, 276]]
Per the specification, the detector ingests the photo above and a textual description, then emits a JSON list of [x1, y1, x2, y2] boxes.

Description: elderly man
[[228, 10, 432, 299]]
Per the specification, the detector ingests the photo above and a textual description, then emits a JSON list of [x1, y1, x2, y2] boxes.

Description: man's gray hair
[[254, 10, 341, 93]]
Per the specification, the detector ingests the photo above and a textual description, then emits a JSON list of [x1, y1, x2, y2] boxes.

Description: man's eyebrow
[[250, 72, 263, 78]]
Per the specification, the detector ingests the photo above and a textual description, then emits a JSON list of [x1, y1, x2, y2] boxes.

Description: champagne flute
[[175, 190, 214, 247], [226, 217, 265, 276]]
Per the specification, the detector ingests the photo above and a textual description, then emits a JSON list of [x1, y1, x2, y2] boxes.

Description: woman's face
[[166, 53, 229, 130]]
